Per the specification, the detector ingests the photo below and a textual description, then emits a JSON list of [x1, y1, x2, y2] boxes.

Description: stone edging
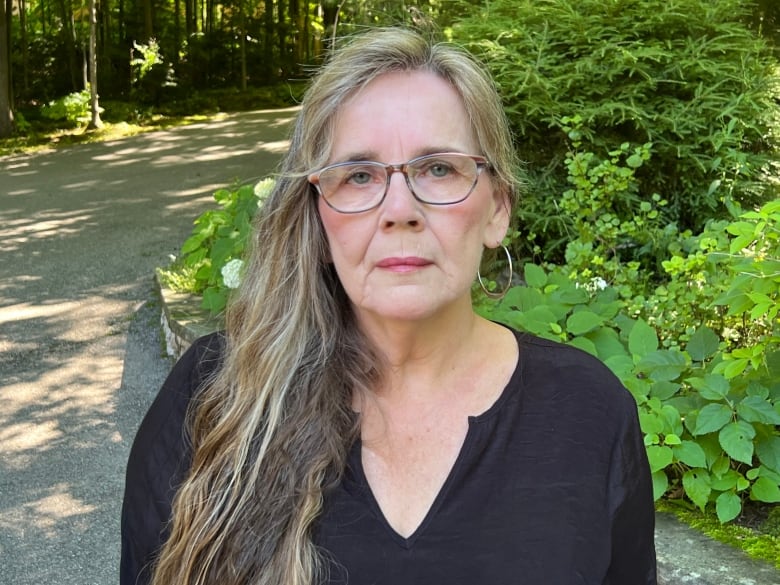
[[155, 274, 221, 359]]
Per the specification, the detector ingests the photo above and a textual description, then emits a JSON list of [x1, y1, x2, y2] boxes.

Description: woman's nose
[[380, 172, 424, 228]]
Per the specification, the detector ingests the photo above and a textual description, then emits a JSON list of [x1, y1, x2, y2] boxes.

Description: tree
[[87, 0, 102, 128], [0, 0, 13, 137]]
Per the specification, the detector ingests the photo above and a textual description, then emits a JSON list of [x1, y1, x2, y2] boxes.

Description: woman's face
[[317, 70, 510, 325]]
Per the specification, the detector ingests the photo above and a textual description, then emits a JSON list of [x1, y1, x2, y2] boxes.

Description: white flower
[[576, 276, 609, 293], [254, 177, 276, 204], [221, 258, 245, 289]]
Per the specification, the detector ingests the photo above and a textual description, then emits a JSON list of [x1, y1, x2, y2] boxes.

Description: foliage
[[477, 198, 780, 523], [131, 39, 177, 105], [40, 89, 93, 126], [556, 116, 670, 286], [159, 178, 275, 314], [451, 0, 780, 261]]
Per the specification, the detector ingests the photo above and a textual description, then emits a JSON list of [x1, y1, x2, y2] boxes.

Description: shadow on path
[[0, 108, 295, 584]]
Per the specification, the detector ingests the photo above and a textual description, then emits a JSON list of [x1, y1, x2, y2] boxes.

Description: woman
[[121, 28, 657, 585]]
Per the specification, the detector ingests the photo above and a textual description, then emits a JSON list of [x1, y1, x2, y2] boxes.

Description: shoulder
[[506, 329, 637, 419], [130, 331, 225, 464], [120, 332, 225, 584]]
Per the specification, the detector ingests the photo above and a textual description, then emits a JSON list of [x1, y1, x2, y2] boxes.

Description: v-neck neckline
[[350, 420, 478, 549], [347, 329, 524, 549]]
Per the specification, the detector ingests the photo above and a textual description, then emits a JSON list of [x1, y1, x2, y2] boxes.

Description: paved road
[[0, 108, 296, 584]]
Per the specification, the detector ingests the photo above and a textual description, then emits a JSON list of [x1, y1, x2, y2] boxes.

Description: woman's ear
[[483, 186, 512, 248]]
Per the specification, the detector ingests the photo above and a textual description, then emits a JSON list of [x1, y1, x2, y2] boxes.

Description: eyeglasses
[[308, 152, 489, 214]]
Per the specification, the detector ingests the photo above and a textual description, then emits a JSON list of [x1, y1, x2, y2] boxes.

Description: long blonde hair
[[151, 27, 519, 585]]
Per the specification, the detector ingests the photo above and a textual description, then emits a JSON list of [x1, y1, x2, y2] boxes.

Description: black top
[[121, 329, 657, 585]]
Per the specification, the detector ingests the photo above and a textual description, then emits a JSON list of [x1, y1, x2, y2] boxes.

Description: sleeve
[[119, 333, 224, 585], [605, 392, 658, 585]]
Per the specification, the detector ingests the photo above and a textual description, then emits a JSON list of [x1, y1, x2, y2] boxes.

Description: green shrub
[[40, 89, 93, 126], [158, 178, 275, 314], [476, 198, 780, 522], [451, 0, 780, 261]]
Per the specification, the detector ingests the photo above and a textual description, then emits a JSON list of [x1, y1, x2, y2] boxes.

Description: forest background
[[2, 0, 780, 557]]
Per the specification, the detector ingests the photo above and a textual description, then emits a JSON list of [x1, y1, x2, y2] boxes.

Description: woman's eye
[[346, 171, 374, 185], [426, 162, 453, 178]]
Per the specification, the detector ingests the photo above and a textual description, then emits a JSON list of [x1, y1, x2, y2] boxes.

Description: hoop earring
[[477, 244, 513, 299]]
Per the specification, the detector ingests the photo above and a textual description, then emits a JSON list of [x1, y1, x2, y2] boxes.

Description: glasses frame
[[308, 152, 490, 214]]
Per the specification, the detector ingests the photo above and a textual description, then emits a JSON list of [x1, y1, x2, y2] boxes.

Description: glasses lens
[[407, 154, 480, 204], [317, 162, 386, 212]]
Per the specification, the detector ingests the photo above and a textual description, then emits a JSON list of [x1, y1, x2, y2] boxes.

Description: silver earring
[[477, 244, 513, 299]]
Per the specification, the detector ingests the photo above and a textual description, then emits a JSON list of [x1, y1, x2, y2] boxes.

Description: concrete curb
[[154, 279, 780, 585], [156, 274, 221, 358]]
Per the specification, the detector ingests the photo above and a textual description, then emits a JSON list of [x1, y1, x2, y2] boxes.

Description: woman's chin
[[354, 291, 470, 326]]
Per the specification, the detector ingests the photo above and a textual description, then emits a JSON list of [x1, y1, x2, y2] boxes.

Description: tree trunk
[[173, 0, 180, 63], [239, 3, 246, 90], [4, 0, 11, 109], [263, 0, 273, 81], [276, 0, 286, 76], [20, 0, 29, 93], [82, 41, 88, 88], [184, 0, 193, 37], [143, 0, 153, 40], [0, 0, 13, 138], [56, 0, 79, 91], [87, 0, 102, 129]]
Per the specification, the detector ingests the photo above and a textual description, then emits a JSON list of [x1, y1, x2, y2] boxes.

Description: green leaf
[[687, 374, 730, 401], [604, 354, 635, 381], [514, 306, 560, 337], [693, 403, 733, 436], [637, 349, 687, 381], [711, 469, 741, 491], [673, 440, 707, 469], [647, 445, 674, 473], [566, 311, 605, 335], [718, 421, 756, 465], [181, 233, 206, 254], [686, 326, 720, 362], [736, 396, 780, 425], [650, 381, 679, 401], [567, 336, 599, 357], [664, 433, 682, 446], [201, 286, 228, 314], [715, 491, 742, 524], [683, 468, 712, 511], [712, 456, 730, 478], [523, 263, 547, 289], [756, 436, 780, 473], [585, 327, 628, 361], [651, 470, 668, 501], [722, 358, 749, 380], [628, 319, 658, 357], [626, 153, 644, 168], [640, 412, 665, 435], [750, 477, 780, 503]]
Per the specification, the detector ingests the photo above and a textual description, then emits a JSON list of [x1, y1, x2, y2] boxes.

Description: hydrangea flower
[[221, 258, 245, 289], [254, 177, 276, 204]]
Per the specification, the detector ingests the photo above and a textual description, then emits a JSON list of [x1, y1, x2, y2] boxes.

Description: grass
[[0, 84, 306, 157], [0, 114, 213, 157]]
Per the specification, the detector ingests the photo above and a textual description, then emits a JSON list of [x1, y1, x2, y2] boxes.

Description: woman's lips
[[375, 257, 433, 272]]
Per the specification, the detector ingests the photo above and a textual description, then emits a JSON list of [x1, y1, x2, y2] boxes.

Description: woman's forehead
[[327, 70, 479, 162]]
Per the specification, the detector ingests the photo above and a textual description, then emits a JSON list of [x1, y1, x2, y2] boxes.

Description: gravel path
[[0, 108, 296, 584]]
